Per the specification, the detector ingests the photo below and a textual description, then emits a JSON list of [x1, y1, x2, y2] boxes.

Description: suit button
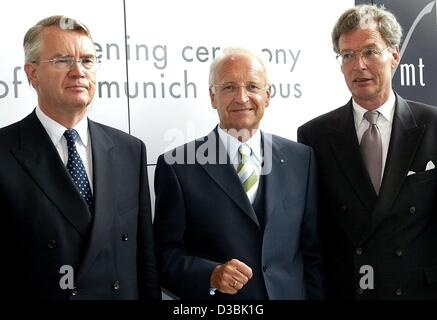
[[71, 288, 78, 296], [122, 233, 129, 241], [395, 288, 403, 296], [356, 248, 363, 255], [395, 249, 403, 257], [356, 288, 363, 295], [113, 280, 120, 290], [409, 206, 416, 214], [262, 265, 268, 272], [340, 205, 348, 213], [47, 240, 57, 249]]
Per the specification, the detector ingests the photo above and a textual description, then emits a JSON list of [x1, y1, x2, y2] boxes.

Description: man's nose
[[353, 53, 367, 70], [234, 86, 249, 103], [69, 60, 86, 76]]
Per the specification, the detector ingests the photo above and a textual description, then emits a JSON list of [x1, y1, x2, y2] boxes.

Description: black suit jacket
[[0, 111, 161, 300], [153, 128, 324, 300], [298, 93, 437, 299]]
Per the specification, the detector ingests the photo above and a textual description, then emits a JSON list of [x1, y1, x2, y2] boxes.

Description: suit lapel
[[262, 133, 282, 224], [199, 129, 260, 227], [76, 120, 117, 281], [11, 111, 92, 235], [363, 94, 425, 241], [327, 103, 378, 211], [201, 132, 287, 227]]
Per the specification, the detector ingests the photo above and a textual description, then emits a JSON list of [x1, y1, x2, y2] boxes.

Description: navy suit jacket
[[0, 111, 161, 300], [298, 93, 437, 299], [153, 128, 324, 300]]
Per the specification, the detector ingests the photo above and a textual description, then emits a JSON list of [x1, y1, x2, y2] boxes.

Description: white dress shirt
[[217, 126, 262, 203], [35, 106, 93, 193], [352, 91, 396, 182]]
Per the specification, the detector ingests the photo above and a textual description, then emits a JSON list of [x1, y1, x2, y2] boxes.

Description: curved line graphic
[[392, 0, 436, 77]]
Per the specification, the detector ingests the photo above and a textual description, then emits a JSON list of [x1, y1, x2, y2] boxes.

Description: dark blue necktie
[[63, 129, 93, 213]]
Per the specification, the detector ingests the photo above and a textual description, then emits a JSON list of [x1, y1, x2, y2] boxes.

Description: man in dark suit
[[0, 15, 161, 300], [153, 48, 324, 300], [298, 4, 437, 299]]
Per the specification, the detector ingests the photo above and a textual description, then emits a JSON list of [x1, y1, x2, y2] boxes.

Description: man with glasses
[[0, 15, 161, 300], [298, 4, 437, 299], [153, 47, 324, 300]]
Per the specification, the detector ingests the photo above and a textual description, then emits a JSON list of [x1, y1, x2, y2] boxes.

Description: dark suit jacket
[[297, 93, 437, 299], [0, 111, 161, 300], [153, 128, 324, 300]]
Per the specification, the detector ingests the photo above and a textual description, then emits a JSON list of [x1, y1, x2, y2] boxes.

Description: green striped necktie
[[237, 144, 259, 203]]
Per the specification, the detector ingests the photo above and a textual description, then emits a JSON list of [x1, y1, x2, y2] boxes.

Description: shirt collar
[[35, 105, 89, 147], [352, 90, 396, 126], [217, 126, 262, 163]]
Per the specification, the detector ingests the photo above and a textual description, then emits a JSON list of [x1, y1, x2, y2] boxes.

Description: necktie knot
[[363, 110, 379, 125], [237, 143, 258, 203], [64, 129, 79, 146], [238, 144, 252, 158]]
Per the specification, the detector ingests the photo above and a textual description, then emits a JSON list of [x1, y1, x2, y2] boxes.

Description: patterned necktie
[[237, 144, 259, 203], [360, 111, 382, 195], [63, 129, 94, 213]]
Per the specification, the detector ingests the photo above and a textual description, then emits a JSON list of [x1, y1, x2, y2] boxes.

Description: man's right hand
[[210, 259, 253, 295]]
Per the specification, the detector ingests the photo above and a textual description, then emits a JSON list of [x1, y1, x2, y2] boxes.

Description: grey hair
[[331, 4, 403, 53], [23, 15, 92, 63], [208, 47, 271, 88]]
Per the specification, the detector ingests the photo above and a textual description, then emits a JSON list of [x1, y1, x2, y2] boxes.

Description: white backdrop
[[0, 0, 353, 208]]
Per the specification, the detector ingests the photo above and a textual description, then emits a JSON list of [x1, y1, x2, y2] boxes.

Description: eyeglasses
[[32, 56, 101, 71], [212, 82, 267, 95], [336, 47, 391, 66]]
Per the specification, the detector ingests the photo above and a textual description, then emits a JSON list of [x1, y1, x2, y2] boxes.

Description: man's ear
[[391, 46, 400, 69], [24, 63, 38, 88], [209, 87, 217, 109], [264, 85, 272, 108]]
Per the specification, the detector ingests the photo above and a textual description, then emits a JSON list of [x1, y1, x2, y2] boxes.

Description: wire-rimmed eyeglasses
[[336, 47, 391, 66], [211, 82, 268, 95], [31, 56, 101, 71]]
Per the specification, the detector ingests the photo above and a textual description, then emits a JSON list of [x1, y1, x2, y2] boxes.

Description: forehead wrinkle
[[40, 28, 95, 58], [216, 56, 266, 84], [339, 28, 387, 52]]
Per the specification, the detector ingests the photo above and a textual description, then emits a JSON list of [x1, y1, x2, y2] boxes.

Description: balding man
[[153, 47, 324, 300]]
